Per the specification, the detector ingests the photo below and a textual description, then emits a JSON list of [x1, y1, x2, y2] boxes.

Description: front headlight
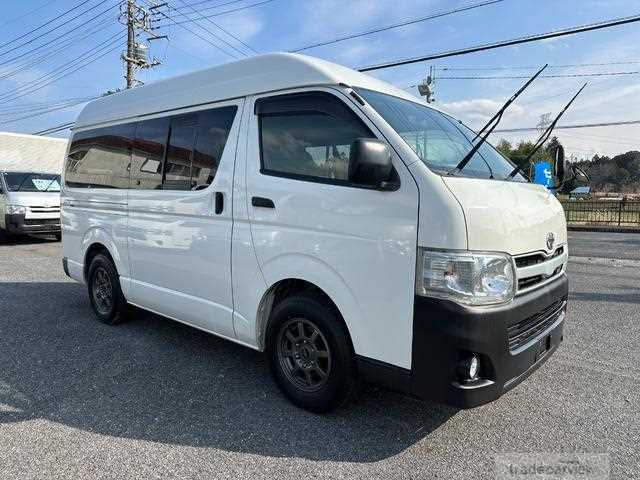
[[5, 205, 26, 215], [416, 248, 515, 306]]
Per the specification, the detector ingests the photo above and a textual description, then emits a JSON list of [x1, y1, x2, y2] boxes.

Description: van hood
[[5, 191, 61, 208], [442, 177, 567, 255]]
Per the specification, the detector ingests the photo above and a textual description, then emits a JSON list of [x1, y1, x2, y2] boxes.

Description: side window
[[192, 106, 237, 188], [164, 118, 197, 191], [65, 123, 134, 188], [131, 117, 169, 190], [256, 92, 374, 183], [129, 106, 237, 191]]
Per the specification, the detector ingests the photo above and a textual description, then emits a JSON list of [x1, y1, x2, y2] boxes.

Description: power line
[[34, 122, 76, 136], [0, 97, 97, 114], [438, 60, 640, 71], [154, 0, 277, 27], [152, 4, 240, 59], [0, 31, 124, 101], [0, 22, 118, 82], [0, 0, 62, 28], [170, 0, 258, 54], [493, 120, 640, 133], [0, 0, 118, 56], [358, 14, 640, 72], [0, 2, 120, 62], [171, 0, 259, 11], [0, 34, 126, 104], [0, 97, 99, 126], [438, 71, 640, 79], [0, 0, 93, 50], [291, 0, 503, 52], [166, 0, 247, 57]]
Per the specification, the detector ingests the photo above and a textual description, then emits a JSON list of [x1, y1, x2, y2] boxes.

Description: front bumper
[[410, 274, 568, 408], [356, 274, 568, 409], [3, 214, 61, 234]]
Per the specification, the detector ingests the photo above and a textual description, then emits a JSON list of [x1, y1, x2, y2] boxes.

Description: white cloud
[[440, 98, 525, 126]]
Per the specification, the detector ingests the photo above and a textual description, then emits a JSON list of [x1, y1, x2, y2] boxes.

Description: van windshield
[[356, 89, 525, 181], [3, 172, 61, 192]]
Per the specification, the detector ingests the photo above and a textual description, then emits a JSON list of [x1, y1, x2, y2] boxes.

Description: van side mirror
[[553, 144, 575, 186], [348, 138, 397, 190], [553, 144, 590, 192]]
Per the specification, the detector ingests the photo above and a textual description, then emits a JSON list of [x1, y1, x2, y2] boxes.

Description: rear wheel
[[87, 253, 128, 325], [54, 233, 62, 242], [267, 293, 356, 412]]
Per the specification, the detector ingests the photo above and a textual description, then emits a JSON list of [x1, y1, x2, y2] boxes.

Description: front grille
[[515, 246, 566, 292], [515, 246, 564, 268], [28, 206, 60, 214], [517, 265, 563, 290], [24, 218, 60, 226], [507, 298, 566, 352]]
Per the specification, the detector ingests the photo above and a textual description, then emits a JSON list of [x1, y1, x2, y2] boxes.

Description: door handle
[[251, 196, 275, 208], [215, 192, 224, 214]]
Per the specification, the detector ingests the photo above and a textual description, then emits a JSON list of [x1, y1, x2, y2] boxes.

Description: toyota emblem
[[546, 232, 555, 251]]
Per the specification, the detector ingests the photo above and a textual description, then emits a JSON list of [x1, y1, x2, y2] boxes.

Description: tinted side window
[[65, 123, 134, 188], [131, 117, 169, 190], [192, 106, 237, 188], [164, 118, 197, 191], [257, 93, 373, 182]]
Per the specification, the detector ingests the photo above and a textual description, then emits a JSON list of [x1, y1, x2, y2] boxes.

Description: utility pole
[[418, 65, 436, 103], [126, 0, 135, 88], [119, 0, 163, 89]]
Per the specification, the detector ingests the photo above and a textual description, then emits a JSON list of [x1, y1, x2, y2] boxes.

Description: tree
[[496, 139, 512, 157]]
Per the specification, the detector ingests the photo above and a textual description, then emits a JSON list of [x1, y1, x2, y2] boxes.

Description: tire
[[54, 233, 62, 242], [266, 293, 356, 413], [87, 253, 128, 325]]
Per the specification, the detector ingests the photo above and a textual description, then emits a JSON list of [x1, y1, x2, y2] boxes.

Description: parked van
[[1, 171, 61, 240], [62, 53, 571, 412]]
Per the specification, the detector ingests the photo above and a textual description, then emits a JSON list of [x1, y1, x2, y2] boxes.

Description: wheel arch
[[255, 270, 365, 357], [81, 227, 127, 281]]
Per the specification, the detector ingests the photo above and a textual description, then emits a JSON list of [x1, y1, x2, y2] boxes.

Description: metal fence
[[560, 200, 640, 227]]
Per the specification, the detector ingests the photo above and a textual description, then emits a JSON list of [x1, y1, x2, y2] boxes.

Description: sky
[[1, 0, 639, 159]]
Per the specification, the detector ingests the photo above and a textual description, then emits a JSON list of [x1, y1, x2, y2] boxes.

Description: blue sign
[[533, 162, 553, 188]]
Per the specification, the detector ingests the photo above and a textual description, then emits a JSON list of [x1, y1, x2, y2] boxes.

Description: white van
[[62, 53, 571, 412], [1, 171, 61, 240]]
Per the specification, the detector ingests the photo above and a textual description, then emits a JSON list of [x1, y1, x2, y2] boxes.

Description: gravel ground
[[0, 232, 638, 479]]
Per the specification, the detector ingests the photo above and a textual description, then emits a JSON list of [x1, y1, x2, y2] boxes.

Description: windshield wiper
[[505, 82, 587, 180], [448, 64, 547, 176]]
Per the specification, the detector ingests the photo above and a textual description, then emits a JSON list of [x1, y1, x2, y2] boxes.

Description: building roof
[[0, 132, 68, 174], [74, 53, 418, 130]]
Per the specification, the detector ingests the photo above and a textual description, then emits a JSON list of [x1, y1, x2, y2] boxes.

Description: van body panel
[[126, 99, 244, 338], [407, 161, 469, 251], [442, 176, 567, 255], [62, 189, 129, 280], [245, 89, 420, 369], [230, 99, 268, 347]]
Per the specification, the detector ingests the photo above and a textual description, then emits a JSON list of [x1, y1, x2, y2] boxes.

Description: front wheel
[[266, 293, 356, 413]]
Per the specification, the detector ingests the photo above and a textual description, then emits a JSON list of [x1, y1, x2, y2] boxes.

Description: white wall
[[0, 132, 68, 174]]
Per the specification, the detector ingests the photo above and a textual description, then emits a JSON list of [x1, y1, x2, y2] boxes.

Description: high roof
[[74, 53, 417, 130]]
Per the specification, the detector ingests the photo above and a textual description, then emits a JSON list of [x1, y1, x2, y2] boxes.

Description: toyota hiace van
[[62, 53, 571, 412]]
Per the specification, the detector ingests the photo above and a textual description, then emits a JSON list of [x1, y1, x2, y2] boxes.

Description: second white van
[[62, 53, 572, 412]]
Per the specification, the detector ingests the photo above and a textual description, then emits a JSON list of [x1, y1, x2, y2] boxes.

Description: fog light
[[459, 355, 480, 382]]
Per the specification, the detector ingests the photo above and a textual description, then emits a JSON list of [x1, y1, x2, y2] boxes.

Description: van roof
[[74, 52, 419, 130]]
